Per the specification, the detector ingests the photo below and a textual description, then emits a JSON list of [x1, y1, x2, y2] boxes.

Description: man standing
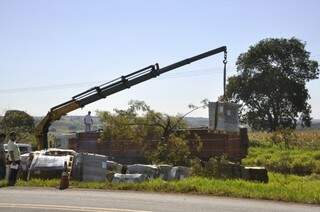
[[7, 131, 20, 186], [84, 111, 93, 132], [0, 133, 6, 180]]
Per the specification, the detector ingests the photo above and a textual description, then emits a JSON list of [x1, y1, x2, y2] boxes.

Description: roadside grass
[[0, 180, 7, 188], [1, 173, 319, 204]]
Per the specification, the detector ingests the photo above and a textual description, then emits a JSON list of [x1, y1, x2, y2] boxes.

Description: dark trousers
[[0, 163, 5, 180], [8, 161, 20, 186]]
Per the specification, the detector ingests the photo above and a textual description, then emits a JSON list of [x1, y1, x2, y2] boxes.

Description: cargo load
[[71, 153, 108, 181], [112, 173, 147, 183], [28, 154, 72, 179], [168, 166, 190, 180], [126, 164, 159, 179], [158, 164, 173, 181]]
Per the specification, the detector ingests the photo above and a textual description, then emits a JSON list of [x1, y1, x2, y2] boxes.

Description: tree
[[0, 110, 37, 147], [226, 38, 319, 131], [97, 100, 203, 165], [0, 110, 35, 134]]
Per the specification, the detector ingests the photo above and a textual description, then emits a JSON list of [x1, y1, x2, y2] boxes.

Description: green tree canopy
[[0, 110, 35, 134], [97, 100, 202, 165], [0, 110, 37, 147], [226, 38, 319, 131]]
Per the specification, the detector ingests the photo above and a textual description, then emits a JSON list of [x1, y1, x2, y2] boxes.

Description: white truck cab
[[3, 143, 32, 155]]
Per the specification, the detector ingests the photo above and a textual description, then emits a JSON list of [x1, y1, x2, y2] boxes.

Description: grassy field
[[248, 130, 320, 150], [243, 147, 320, 175], [243, 130, 320, 176], [1, 173, 320, 204]]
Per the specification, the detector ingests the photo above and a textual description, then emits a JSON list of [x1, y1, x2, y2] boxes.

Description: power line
[[0, 81, 104, 94], [0, 67, 225, 94]]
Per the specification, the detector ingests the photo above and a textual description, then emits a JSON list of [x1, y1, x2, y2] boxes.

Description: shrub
[[147, 135, 192, 166], [312, 161, 320, 174], [191, 156, 236, 179]]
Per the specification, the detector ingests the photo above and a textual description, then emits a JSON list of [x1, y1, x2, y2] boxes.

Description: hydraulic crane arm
[[35, 46, 227, 149]]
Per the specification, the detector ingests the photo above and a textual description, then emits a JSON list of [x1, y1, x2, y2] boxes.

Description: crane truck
[[35, 46, 227, 149]]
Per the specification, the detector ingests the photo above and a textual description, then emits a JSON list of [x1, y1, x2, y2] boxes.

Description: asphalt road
[[0, 187, 319, 212]]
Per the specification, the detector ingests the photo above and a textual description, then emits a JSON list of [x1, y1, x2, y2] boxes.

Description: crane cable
[[223, 50, 227, 97], [214, 51, 227, 130]]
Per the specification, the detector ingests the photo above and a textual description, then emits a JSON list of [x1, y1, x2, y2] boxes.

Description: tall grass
[[245, 130, 320, 175], [249, 130, 320, 150], [243, 147, 320, 175]]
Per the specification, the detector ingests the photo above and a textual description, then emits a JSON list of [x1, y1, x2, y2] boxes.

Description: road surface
[[0, 187, 319, 212]]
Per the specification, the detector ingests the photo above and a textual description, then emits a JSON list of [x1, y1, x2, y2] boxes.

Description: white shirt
[[7, 140, 21, 161], [84, 114, 93, 125]]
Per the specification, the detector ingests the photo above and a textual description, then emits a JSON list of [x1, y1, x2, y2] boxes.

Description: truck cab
[[3, 143, 32, 155]]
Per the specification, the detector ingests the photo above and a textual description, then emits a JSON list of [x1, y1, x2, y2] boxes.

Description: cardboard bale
[[71, 153, 108, 181], [241, 166, 268, 183], [112, 173, 147, 183], [220, 162, 242, 179], [208, 102, 239, 132], [158, 164, 173, 181], [169, 166, 190, 180], [127, 164, 159, 179], [29, 155, 70, 179]]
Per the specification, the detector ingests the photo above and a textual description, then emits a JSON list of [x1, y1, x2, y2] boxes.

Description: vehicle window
[[19, 147, 30, 154]]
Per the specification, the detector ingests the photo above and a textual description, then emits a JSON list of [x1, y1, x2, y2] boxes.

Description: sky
[[0, 0, 319, 118]]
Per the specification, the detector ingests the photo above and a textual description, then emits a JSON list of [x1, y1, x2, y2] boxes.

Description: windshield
[[3, 144, 31, 153]]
